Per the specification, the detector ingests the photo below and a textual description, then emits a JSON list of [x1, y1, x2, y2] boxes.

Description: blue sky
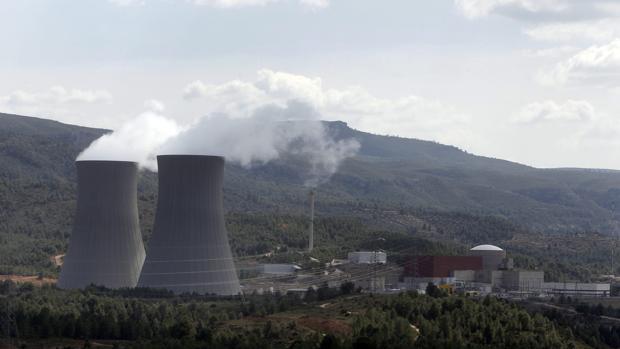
[[1, 0, 620, 169]]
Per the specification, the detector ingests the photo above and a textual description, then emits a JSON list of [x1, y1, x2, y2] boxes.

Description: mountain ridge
[[2, 111, 620, 236]]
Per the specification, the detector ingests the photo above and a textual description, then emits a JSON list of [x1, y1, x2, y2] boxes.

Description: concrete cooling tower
[[58, 161, 146, 289], [137, 155, 241, 295]]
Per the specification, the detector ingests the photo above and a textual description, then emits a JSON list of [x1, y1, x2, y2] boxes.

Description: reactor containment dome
[[470, 244, 503, 251], [137, 155, 241, 295], [58, 161, 146, 289], [469, 244, 506, 270]]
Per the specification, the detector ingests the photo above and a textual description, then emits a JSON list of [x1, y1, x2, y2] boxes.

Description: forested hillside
[[2, 112, 620, 278], [4, 112, 620, 231]]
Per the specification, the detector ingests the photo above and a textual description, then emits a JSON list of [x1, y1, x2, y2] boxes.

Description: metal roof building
[[137, 155, 240, 295], [58, 161, 146, 289]]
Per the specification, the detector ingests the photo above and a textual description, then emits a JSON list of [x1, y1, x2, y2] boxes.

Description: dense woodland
[[0, 282, 596, 349]]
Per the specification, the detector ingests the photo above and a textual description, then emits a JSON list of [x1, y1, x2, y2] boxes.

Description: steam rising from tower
[[58, 161, 146, 289], [137, 155, 240, 295], [78, 104, 360, 188]]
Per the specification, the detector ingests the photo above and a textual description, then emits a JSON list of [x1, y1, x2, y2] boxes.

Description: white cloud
[[183, 81, 209, 100], [183, 69, 471, 146], [579, 118, 620, 148], [0, 86, 112, 108], [108, 0, 145, 6], [144, 99, 165, 113], [190, 0, 330, 8], [456, 0, 620, 49], [525, 19, 620, 43], [507, 99, 620, 168], [455, 0, 620, 38], [540, 38, 620, 85], [299, 0, 329, 9], [0, 86, 113, 125], [255, 70, 325, 105], [513, 100, 596, 124], [183, 79, 272, 117], [595, 2, 620, 16], [109, 0, 329, 9], [455, 0, 568, 19], [521, 46, 578, 58], [188, 0, 277, 7]]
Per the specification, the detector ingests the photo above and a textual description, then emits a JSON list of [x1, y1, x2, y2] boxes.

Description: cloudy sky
[[1, 0, 619, 169]]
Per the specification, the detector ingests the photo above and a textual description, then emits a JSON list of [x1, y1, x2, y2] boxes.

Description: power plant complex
[[58, 156, 610, 299]]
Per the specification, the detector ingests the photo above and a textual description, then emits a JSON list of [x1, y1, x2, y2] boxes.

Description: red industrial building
[[404, 256, 483, 277]]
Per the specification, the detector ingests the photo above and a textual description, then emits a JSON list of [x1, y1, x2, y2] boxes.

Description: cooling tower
[[137, 155, 241, 295], [58, 161, 146, 289]]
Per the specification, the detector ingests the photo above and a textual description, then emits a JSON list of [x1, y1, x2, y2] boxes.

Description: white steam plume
[[77, 111, 183, 170], [78, 100, 359, 186]]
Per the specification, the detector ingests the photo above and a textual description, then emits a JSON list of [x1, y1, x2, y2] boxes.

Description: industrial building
[[58, 161, 146, 289], [401, 244, 610, 297], [540, 282, 610, 297], [402, 244, 534, 291], [401, 255, 482, 290], [348, 251, 387, 264], [404, 255, 483, 278], [498, 270, 544, 291], [137, 155, 241, 295], [465, 245, 545, 292]]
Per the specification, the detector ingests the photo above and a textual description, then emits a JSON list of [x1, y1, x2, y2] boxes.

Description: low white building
[[496, 270, 544, 291], [541, 282, 610, 297], [348, 251, 387, 264]]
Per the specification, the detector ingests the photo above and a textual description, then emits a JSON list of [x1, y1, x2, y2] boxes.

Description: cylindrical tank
[[137, 155, 240, 295], [58, 161, 146, 289], [469, 244, 506, 270]]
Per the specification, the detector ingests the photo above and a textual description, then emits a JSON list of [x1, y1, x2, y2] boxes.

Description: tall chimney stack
[[308, 190, 315, 252]]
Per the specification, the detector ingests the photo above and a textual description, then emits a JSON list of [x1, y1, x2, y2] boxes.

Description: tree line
[[0, 281, 587, 349]]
